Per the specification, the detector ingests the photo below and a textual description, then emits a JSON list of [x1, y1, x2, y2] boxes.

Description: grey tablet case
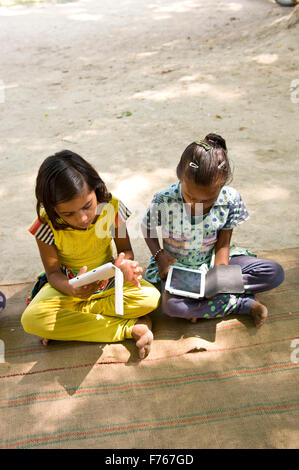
[[204, 265, 245, 298]]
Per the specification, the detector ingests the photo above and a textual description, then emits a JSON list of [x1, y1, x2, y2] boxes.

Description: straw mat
[[0, 248, 298, 449]]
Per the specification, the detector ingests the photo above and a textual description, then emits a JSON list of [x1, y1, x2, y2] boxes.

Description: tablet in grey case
[[204, 265, 245, 298], [166, 264, 244, 299]]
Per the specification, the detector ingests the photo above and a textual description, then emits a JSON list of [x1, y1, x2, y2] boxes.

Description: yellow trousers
[[21, 280, 160, 343]]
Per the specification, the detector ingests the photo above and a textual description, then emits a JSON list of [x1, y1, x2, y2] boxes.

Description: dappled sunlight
[[151, 14, 172, 20], [3, 82, 20, 91], [24, 142, 52, 152], [268, 427, 299, 449], [59, 128, 100, 144], [112, 175, 152, 201], [77, 55, 98, 63], [1, 173, 36, 202], [0, 6, 30, 16], [179, 75, 199, 82], [68, 12, 103, 22], [147, 0, 200, 14], [1, 0, 297, 289], [219, 2, 243, 12], [108, 168, 174, 205], [250, 53, 279, 65], [133, 81, 244, 103], [24, 390, 83, 437], [161, 39, 182, 49], [103, 168, 175, 244], [268, 8, 297, 28], [242, 186, 290, 204], [80, 129, 99, 136], [178, 73, 214, 83], [135, 51, 159, 59]]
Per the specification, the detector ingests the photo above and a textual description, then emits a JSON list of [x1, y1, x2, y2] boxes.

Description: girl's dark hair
[[204, 133, 227, 151], [35, 150, 111, 229], [176, 133, 231, 186]]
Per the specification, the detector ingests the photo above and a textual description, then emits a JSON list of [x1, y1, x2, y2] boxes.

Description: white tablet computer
[[69, 262, 124, 315], [165, 265, 205, 299]]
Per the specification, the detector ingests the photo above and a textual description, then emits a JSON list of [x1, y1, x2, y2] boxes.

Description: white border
[[69, 262, 124, 315], [165, 265, 205, 299]]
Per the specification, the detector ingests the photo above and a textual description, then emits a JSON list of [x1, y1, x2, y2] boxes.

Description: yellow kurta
[[21, 197, 160, 342]]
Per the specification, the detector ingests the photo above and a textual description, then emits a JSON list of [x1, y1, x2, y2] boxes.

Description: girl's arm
[[36, 238, 101, 298], [214, 229, 233, 266], [113, 225, 134, 260], [143, 228, 161, 259], [36, 238, 71, 294], [143, 227, 177, 280]]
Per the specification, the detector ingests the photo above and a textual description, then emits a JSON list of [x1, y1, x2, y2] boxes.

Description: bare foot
[[40, 337, 49, 346], [131, 316, 153, 359], [250, 301, 268, 328]]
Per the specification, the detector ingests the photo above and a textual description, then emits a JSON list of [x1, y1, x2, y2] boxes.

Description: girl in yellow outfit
[[21, 150, 160, 359]]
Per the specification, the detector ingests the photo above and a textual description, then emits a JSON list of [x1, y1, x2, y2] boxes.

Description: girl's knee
[[21, 305, 36, 335], [137, 285, 161, 314], [268, 261, 285, 289], [146, 286, 161, 312], [162, 296, 184, 318], [21, 302, 47, 337], [248, 259, 285, 291]]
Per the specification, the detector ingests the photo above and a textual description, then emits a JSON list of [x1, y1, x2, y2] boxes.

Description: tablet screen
[[170, 268, 202, 294]]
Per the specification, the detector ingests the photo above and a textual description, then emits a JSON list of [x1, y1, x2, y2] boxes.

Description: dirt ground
[[0, 0, 298, 284]]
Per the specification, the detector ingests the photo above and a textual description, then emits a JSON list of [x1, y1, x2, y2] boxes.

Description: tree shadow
[[151, 304, 219, 343], [0, 284, 107, 395], [19, 340, 106, 396], [0, 277, 262, 391], [148, 282, 256, 346]]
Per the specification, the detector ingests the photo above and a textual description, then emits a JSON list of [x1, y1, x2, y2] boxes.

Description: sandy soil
[[0, 0, 298, 284]]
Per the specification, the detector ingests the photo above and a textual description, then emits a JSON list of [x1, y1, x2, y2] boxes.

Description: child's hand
[[68, 266, 103, 299], [157, 251, 178, 280], [114, 252, 143, 288]]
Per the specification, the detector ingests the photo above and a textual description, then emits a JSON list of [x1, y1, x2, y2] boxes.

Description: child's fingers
[[134, 267, 143, 277], [132, 278, 141, 289], [114, 252, 126, 269], [77, 280, 100, 297], [126, 270, 142, 288], [78, 266, 88, 276], [159, 270, 168, 280], [118, 252, 126, 263]]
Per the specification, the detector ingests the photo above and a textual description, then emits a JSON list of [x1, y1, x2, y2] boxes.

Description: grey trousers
[[161, 256, 285, 320]]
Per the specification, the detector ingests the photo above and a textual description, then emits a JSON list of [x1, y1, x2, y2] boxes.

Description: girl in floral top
[[142, 134, 284, 327]]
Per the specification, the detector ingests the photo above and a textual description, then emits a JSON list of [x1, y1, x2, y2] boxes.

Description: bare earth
[[0, 0, 298, 284]]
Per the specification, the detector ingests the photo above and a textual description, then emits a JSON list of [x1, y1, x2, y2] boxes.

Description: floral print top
[[142, 182, 254, 283]]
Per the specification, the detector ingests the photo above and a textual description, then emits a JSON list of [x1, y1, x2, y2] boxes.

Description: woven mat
[[0, 248, 299, 449]]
